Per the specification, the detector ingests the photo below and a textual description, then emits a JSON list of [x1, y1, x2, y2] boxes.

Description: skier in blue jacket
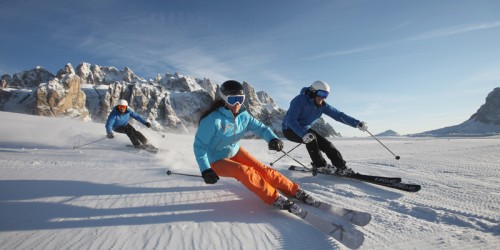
[[105, 99, 154, 149], [194, 80, 317, 215], [282, 80, 368, 175]]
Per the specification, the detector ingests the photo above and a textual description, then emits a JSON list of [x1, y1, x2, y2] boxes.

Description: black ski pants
[[114, 123, 148, 146], [282, 129, 346, 169]]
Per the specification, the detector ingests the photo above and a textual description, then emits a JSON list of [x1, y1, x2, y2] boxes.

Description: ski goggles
[[315, 89, 329, 99], [117, 105, 127, 110], [224, 95, 245, 106]]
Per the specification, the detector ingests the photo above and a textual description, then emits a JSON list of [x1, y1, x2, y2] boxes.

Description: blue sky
[[1, 0, 499, 137]]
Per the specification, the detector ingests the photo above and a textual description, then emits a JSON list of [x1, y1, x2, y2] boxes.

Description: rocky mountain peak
[[469, 87, 500, 125], [56, 63, 76, 78], [410, 87, 500, 137], [75, 62, 144, 85], [2, 66, 55, 89], [0, 62, 340, 137], [159, 73, 206, 93]]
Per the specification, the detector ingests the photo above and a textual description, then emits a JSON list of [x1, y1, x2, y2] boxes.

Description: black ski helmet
[[220, 80, 244, 96]]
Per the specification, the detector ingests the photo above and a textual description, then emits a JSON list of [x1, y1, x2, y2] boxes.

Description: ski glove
[[302, 132, 316, 144], [357, 122, 368, 132], [268, 138, 284, 152], [202, 169, 219, 184], [145, 122, 151, 128], [107, 133, 114, 139]]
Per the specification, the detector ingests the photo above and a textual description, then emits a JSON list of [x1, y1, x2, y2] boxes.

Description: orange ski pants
[[211, 147, 299, 205]]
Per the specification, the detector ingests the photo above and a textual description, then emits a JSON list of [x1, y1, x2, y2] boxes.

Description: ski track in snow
[[0, 111, 499, 250]]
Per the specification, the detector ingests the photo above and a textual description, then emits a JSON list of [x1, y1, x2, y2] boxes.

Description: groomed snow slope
[[0, 111, 498, 249]]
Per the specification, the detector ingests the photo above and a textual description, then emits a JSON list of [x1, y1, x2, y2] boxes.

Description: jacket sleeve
[[130, 111, 148, 125], [323, 103, 361, 128], [246, 114, 278, 143], [285, 96, 309, 138], [105, 110, 116, 134], [193, 115, 216, 173]]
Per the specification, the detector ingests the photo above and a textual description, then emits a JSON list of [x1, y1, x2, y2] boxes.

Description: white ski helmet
[[117, 99, 128, 106], [310, 80, 330, 93]]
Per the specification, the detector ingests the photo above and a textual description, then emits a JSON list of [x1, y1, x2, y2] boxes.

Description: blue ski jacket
[[194, 106, 278, 173], [105, 107, 148, 134], [282, 87, 361, 138]]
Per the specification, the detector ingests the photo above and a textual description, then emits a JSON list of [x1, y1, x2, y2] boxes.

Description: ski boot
[[295, 189, 321, 207], [315, 164, 336, 174], [334, 166, 354, 176], [273, 194, 306, 217]]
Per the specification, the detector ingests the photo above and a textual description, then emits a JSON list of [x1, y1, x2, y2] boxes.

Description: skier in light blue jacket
[[193, 80, 317, 215], [105, 99, 153, 149], [282, 80, 368, 175]]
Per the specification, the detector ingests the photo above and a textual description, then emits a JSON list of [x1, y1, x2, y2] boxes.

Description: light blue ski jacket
[[282, 87, 361, 138], [105, 107, 148, 134], [194, 106, 278, 173]]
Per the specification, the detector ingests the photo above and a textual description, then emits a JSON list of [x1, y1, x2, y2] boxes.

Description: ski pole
[[280, 150, 311, 170], [280, 150, 321, 176], [365, 130, 400, 160], [73, 137, 107, 149], [270, 143, 302, 166], [154, 129, 166, 138], [166, 170, 201, 178]]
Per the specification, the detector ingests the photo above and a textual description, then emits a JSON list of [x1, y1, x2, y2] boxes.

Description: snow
[[0, 111, 499, 249]]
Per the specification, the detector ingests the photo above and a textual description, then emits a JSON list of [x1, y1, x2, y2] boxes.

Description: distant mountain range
[[1, 63, 498, 137], [0, 62, 338, 137], [409, 87, 500, 137], [375, 130, 400, 137], [377, 87, 500, 137]]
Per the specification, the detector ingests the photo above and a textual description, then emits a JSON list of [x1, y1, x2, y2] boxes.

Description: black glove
[[145, 122, 151, 128], [268, 138, 284, 152], [107, 133, 114, 139], [202, 169, 219, 184]]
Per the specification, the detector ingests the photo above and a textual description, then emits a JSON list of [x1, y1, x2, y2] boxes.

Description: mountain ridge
[[0, 62, 339, 137], [410, 87, 500, 137]]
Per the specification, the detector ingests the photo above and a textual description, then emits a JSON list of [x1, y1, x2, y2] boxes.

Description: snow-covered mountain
[[411, 87, 500, 137], [0, 63, 336, 137], [376, 130, 401, 137]]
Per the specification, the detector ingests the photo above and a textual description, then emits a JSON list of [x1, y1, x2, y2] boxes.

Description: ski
[[289, 165, 421, 192], [286, 203, 365, 249], [348, 172, 401, 185], [293, 197, 372, 226], [126, 144, 159, 154], [289, 165, 401, 184]]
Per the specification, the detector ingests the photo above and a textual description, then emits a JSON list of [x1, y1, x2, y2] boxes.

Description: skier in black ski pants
[[105, 99, 153, 149], [282, 80, 368, 175]]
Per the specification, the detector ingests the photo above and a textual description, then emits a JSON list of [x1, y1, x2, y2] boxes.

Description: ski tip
[[389, 183, 422, 193], [336, 229, 365, 249], [288, 165, 296, 170], [355, 214, 373, 227]]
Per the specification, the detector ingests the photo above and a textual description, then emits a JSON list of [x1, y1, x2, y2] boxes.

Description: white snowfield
[[0, 111, 498, 250]]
